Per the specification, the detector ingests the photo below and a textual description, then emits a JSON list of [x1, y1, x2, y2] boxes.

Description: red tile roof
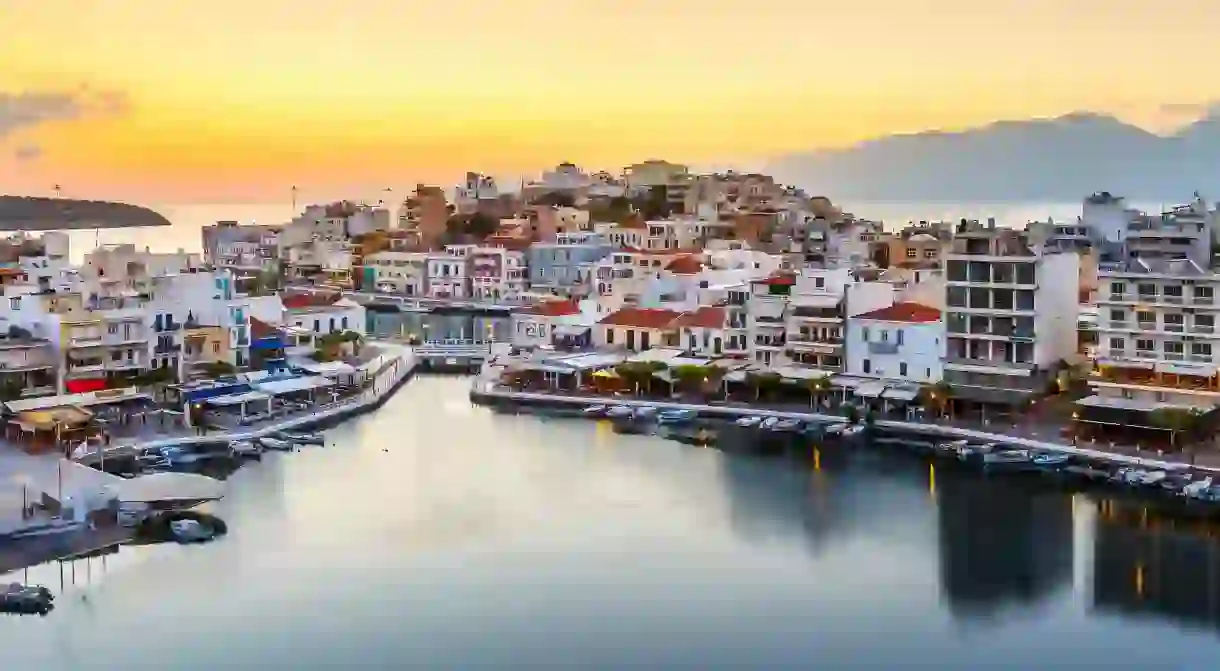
[[521, 299, 582, 317], [852, 302, 941, 323], [664, 255, 704, 275], [249, 317, 280, 339], [598, 307, 682, 329], [751, 272, 796, 286], [282, 292, 342, 309], [670, 306, 726, 329]]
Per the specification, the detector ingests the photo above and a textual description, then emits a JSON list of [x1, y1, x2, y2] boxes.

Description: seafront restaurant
[[2, 387, 152, 454], [1073, 362, 1220, 450], [169, 374, 337, 428]]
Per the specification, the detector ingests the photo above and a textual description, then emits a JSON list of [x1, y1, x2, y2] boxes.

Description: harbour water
[[4, 376, 1220, 668]]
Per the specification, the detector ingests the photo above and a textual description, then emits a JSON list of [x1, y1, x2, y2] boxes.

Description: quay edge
[[469, 385, 1216, 475]]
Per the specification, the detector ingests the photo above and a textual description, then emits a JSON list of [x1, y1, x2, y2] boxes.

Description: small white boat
[[278, 431, 324, 445], [1183, 477, 1214, 498], [1138, 470, 1168, 486], [841, 424, 866, 437], [229, 440, 260, 456], [657, 409, 697, 424], [582, 404, 608, 417], [982, 449, 1032, 470], [824, 423, 845, 436], [605, 405, 634, 418], [735, 416, 763, 427], [258, 436, 294, 451], [759, 417, 779, 430], [1032, 453, 1070, 469], [161, 446, 209, 465], [773, 418, 803, 432], [169, 519, 215, 543]]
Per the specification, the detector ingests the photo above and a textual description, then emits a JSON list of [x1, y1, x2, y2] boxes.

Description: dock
[[469, 383, 1215, 475]]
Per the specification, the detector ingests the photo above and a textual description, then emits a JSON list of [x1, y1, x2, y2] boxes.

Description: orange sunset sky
[[1, 0, 1218, 203]]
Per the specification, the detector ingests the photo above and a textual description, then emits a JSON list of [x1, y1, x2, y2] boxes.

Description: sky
[[1, 0, 1219, 203]]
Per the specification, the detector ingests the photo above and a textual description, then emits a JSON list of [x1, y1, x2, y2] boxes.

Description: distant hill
[[764, 112, 1220, 202], [0, 196, 171, 230]]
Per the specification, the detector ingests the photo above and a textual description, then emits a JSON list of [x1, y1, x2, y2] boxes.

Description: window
[[880, 330, 889, 342], [1109, 309, 1126, 322], [815, 277, 825, 289], [899, 362, 908, 376], [1109, 337, 1125, 351], [896, 329, 904, 345], [213, 342, 221, 354], [863, 359, 872, 374], [1192, 343, 1212, 357], [342, 317, 348, 329], [1136, 311, 1155, 324], [1164, 285, 1183, 298], [1136, 339, 1153, 351], [861, 327, 870, 342], [1197, 315, 1215, 329], [905, 248, 916, 259], [108, 324, 118, 335], [606, 328, 614, 344], [1195, 286, 1214, 299], [1138, 283, 1156, 297], [1165, 341, 1184, 354], [8, 297, 19, 309], [314, 320, 320, 332], [923, 249, 936, 259]]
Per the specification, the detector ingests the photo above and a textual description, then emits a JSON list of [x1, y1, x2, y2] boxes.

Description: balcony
[[1193, 295, 1214, 306], [70, 336, 104, 348], [945, 356, 1036, 370], [1189, 354, 1213, 364], [1137, 293, 1157, 303], [1163, 295, 1185, 305], [1165, 352, 1186, 362], [1108, 292, 1130, 302], [1195, 325, 1215, 334], [155, 342, 182, 354], [67, 362, 105, 374], [1137, 320, 1156, 330], [1164, 323, 1186, 333], [867, 341, 900, 355]]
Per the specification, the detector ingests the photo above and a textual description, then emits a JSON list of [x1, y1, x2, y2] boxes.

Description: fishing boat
[[258, 436, 294, 451], [657, 409, 698, 425], [229, 440, 260, 457], [982, 449, 1032, 471], [735, 416, 763, 427], [0, 584, 53, 615], [582, 404, 608, 417], [277, 431, 324, 445], [1032, 452, 1070, 470], [605, 405, 634, 419], [773, 418, 803, 433]]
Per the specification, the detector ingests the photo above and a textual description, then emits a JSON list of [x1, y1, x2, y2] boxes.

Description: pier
[[469, 383, 1216, 475], [412, 339, 495, 373]]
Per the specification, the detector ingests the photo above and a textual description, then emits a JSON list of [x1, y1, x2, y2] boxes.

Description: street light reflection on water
[[4, 376, 1220, 668]]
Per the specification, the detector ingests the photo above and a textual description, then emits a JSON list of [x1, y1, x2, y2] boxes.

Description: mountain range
[[764, 112, 1220, 202]]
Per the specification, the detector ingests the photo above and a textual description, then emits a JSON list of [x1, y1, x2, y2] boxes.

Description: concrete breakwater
[[469, 384, 1214, 475]]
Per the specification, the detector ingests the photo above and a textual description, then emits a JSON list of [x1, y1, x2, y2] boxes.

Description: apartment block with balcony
[[0, 335, 57, 398], [60, 316, 107, 392], [723, 285, 750, 356], [1084, 258, 1220, 419], [943, 223, 1080, 408], [747, 273, 793, 367]]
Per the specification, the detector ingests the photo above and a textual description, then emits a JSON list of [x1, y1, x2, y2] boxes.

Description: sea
[[54, 200, 1166, 264], [3, 377, 1220, 669]]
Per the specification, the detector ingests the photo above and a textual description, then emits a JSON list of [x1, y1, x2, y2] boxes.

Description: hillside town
[[0, 161, 1217, 453]]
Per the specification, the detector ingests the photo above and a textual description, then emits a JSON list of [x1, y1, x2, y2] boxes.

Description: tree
[[0, 378, 24, 403], [917, 381, 953, 417], [805, 376, 832, 409], [614, 361, 668, 395], [1150, 407, 1205, 450], [744, 371, 783, 401], [671, 364, 712, 397], [200, 361, 237, 379], [532, 191, 576, 208]]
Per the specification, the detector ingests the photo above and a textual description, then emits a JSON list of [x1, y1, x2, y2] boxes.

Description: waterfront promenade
[[470, 380, 1219, 475]]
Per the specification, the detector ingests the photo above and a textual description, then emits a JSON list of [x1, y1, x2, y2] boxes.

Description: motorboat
[[1138, 470, 1168, 486], [169, 518, 217, 543], [632, 407, 658, 420], [935, 440, 967, 456], [824, 423, 845, 436], [840, 424, 866, 438], [605, 405, 634, 419], [582, 404, 608, 417], [0, 583, 53, 615], [161, 446, 210, 466], [773, 418, 803, 433], [229, 440, 260, 457], [982, 449, 1032, 470], [277, 431, 324, 445], [258, 436, 294, 451], [759, 417, 780, 430], [735, 416, 763, 427], [136, 453, 171, 470], [657, 409, 698, 425], [1032, 452, 1070, 469], [956, 442, 994, 462], [1182, 477, 1214, 498]]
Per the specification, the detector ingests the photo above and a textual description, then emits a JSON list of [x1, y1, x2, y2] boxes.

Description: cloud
[[0, 86, 130, 140], [12, 144, 41, 161]]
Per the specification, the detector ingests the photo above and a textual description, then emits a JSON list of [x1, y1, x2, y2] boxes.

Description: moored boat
[[1032, 452, 1070, 470], [657, 409, 698, 425], [735, 416, 763, 427], [605, 405, 634, 419], [981, 449, 1032, 471], [582, 404, 608, 417], [258, 436, 294, 451], [277, 431, 324, 445], [228, 440, 260, 457]]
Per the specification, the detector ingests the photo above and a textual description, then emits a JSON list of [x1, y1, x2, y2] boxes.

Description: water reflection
[[1091, 498, 1220, 631], [936, 469, 1074, 619], [369, 311, 510, 342]]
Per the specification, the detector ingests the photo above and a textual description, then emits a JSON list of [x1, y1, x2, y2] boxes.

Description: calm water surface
[[3, 377, 1220, 669]]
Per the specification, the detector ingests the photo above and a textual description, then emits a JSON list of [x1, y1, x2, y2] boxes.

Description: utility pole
[[291, 185, 298, 212]]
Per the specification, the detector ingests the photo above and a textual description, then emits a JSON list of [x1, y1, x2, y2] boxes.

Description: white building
[[944, 222, 1081, 407], [781, 270, 893, 374], [846, 302, 945, 384], [283, 294, 366, 337], [672, 306, 729, 357], [365, 251, 428, 296], [1086, 258, 1220, 412], [469, 247, 528, 301], [510, 299, 595, 349], [425, 251, 469, 299]]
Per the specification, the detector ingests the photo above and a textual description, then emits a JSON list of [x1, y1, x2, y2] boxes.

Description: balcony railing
[[1165, 323, 1186, 333], [1189, 354, 1213, 363], [1193, 295, 1214, 306], [1165, 352, 1186, 361], [1163, 295, 1185, 304], [1195, 325, 1215, 334], [945, 356, 1036, 370], [1109, 292, 1130, 302], [867, 341, 900, 355]]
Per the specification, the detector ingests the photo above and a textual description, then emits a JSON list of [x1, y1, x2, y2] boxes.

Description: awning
[[290, 359, 358, 377], [830, 375, 865, 389], [5, 388, 148, 414], [553, 325, 591, 337], [947, 385, 1034, 405], [205, 391, 271, 407], [592, 369, 619, 379], [1075, 394, 1203, 413], [855, 381, 887, 398], [882, 386, 919, 401], [773, 366, 831, 381], [252, 375, 335, 396]]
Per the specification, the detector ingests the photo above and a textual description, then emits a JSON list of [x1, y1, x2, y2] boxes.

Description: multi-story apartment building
[[527, 232, 613, 297], [780, 269, 894, 375], [425, 248, 470, 299], [723, 285, 750, 357], [364, 251, 428, 296], [468, 247, 527, 301], [943, 222, 1080, 410], [1086, 258, 1220, 415], [203, 221, 282, 275], [624, 160, 691, 211], [0, 334, 57, 398]]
